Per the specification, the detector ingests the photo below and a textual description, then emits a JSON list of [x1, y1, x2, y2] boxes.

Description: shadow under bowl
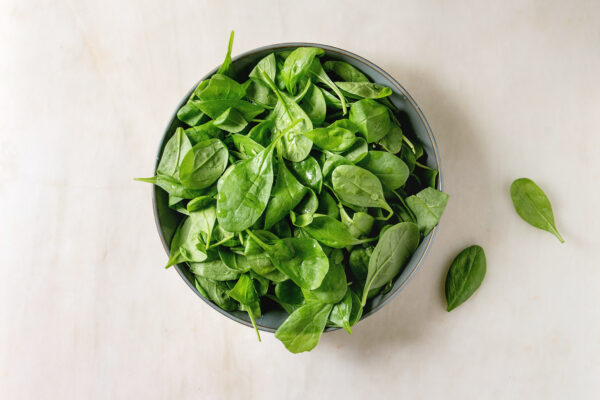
[[152, 43, 442, 333]]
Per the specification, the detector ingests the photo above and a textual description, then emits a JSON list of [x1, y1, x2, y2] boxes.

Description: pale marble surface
[[2, 0, 600, 398]]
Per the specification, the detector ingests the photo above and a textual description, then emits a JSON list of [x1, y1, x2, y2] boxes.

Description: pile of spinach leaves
[[137, 32, 449, 353]]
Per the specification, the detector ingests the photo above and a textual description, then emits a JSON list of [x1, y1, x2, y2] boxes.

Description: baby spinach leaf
[[213, 107, 247, 133], [323, 60, 369, 82], [264, 160, 307, 229], [308, 59, 347, 114], [194, 73, 246, 101], [157, 127, 192, 178], [341, 137, 368, 163], [406, 187, 449, 236], [332, 165, 392, 212], [358, 151, 409, 190], [216, 139, 278, 232], [185, 121, 223, 144], [294, 188, 319, 216], [302, 119, 358, 152], [189, 257, 239, 281], [231, 134, 264, 158], [321, 87, 344, 110], [249, 53, 277, 84], [445, 245, 486, 311], [194, 276, 237, 311], [134, 174, 205, 199], [281, 47, 324, 94], [322, 154, 352, 179], [328, 290, 353, 333], [349, 247, 371, 282], [335, 82, 392, 99], [179, 139, 229, 190], [177, 101, 205, 126], [274, 301, 333, 353], [272, 93, 314, 162], [300, 84, 326, 125], [361, 222, 420, 305], [349, 99, 391, 143], [378, 121, 403, 154], [300, 214, 369, 248], [216, 31, 235, 76], [245, 79, 277, 108], [247, 119, 274, 147], [227, 274, 262, 340], [342, 210, 375, 238], [275, 280, 304, 307], [510, 178, 564, 243], [303, 261, 347, 304], [247, 233, 329, 291], [289, 156, 322, 194], [192, 99, 265, 121], [316, 190, 339, 219]]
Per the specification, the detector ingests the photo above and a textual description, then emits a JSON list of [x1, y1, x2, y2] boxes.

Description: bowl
[[152, 43, 442, 333]]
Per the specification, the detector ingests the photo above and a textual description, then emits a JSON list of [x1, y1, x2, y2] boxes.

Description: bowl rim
[[152, 42, 442, 333]]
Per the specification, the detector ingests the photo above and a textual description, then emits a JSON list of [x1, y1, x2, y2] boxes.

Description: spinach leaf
[[328, 290, 353, 333], [300, 214, 370, 248], [358, 151, 409, 190], [185, 121, 223, 144], [510, 178, 564, 243], [316, 190, 339, 219], [445, 245, 486, 311], [213, 107, 247, 133], [300, 84, 326, 125], [280, 47, 324, 94], [216, 31, 235, 76], [406, 187, 449, 236], [272, 92, 314, 162], [194, 276, 237, 311], [157, 127, 192, 178], [323, 60, 369, 82], [378, 121, 403, 154], [294, 188, 319, 216], [247, 233, 329, 291], [177, 101, 205, 126], [192, 99, 265, 120], [349, 99, 391, 143], [303, 261, 347, 304], [179, 139, 229, 190], [302, 119, 358, 152], [289, 156, 322, 194], [247, 119, 274, 146], [134, 174, 206, 199], [341, 137, 368, 163], [332, 165, 392, 212], [264, 159, 307, 229], [275, 280, 304, 309], [274, 301, 333, 353], [216, 136, 281, 232], [249, 53, 277, 83], [335, 82, 392, 99], [189, 257, 239, 281], [308, 59, 347, 114], [231, 134, 264, 158], [361, 222, 420, 305], [194, 73, 246, 101], [227, 274, 262, 340], [322, 154, 352, 179]]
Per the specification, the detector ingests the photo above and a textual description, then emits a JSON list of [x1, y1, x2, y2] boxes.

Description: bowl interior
[[153, 43, 442, 333]]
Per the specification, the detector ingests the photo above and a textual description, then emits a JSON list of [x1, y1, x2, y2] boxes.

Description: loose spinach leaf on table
[[445, 245, 486, 311], [510, 178, 564, 243]]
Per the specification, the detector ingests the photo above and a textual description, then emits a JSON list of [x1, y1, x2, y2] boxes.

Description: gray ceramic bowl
[[153, 43, 442, 333]]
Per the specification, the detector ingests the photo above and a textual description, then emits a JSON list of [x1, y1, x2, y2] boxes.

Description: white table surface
[[2, 0, 599, 398]]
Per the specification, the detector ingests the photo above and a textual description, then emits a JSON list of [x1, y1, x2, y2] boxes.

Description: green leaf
[[510, 178, 564, 243], [300, 214, 369, 248], [289, 156, 322, 194], [308, 59, 347, 114], [378, 121, 403, 154], [213, 107, 247, 133], [274, 301, 333, 353], [328, 290, 353, 333], [185, 121, 223, 144], [193, 73, 246, 101], [335, 82, 392, 99], [300, 84, 326, 125], [303, 261, 347, 304], [406, 187, 449, 236], [357, 151, 409, 190], [189, 257, 239, 281], [323, 61, 369, 82], [280, 47, 324, 94], [190, 99, 265, 120], [445, 245, 486, 311], [179, 139, 229, 190], [264, 160, 307, 229], [227, 274, 262, 340], [349, 99, 391, 143], [362, 222, 420, 305], [157, 127, 192, 178], [302, 119, 358, 152], [216, 31, 235, 76], [332, 165, 391, 212]]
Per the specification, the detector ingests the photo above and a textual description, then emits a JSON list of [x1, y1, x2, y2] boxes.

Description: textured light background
[[1, 0, 599, 398]]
